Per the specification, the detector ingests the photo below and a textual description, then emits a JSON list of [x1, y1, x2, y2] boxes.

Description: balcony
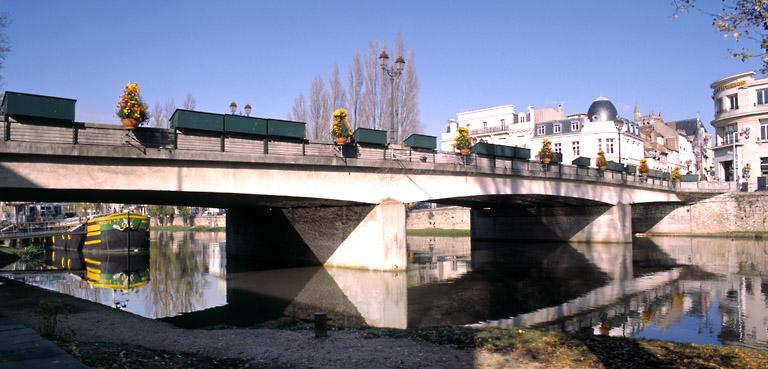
[[470, 125, 508, 135]]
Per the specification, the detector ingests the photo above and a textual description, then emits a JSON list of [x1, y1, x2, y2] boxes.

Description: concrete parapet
[[226, 200, 406, 271], [471, 203, 632, 243]]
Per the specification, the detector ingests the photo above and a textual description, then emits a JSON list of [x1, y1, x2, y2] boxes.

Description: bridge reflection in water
[[3, 232, 768, 347]]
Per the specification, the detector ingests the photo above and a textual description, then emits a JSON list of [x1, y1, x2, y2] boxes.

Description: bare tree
[[151, 102, 165, 128], [0, 13, 11, 93], [329, 64, 346, 113], [308, 76, 330, 140], [288, 92, 308, 122], [360, 41, 381, 129], [289, 36, 420, 139], [397, 49, 421, 141], [183, 93, 197, 110], [160, 99, 176, 128], [347, 51, 364, 130]]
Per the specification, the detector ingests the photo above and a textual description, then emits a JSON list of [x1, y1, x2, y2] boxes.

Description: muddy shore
[[1, 276, 767, 369]]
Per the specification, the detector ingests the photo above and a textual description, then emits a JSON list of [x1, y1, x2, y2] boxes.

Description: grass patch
[[406, 228, 470, 237], [152, 226, 226, 232]]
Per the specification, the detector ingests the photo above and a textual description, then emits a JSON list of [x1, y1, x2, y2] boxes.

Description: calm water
[[3, 232, 768, 348]]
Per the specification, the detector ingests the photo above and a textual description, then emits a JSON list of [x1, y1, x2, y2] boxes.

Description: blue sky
[[1, 0, 757, 136]]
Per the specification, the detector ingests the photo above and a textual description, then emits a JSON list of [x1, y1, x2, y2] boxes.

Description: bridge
[[0, 116, 730, 270]]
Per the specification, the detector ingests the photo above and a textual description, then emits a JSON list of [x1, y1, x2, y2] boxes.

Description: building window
[[572, 141, 580, 156], [728, 93, 739, 110], [762, 157, 768, 175], [597, 138, 602, 152], [554, 142, 561, 153], [606, 138, 615, 154], [483, 121, 487, 129], [761, 119, 768, 141], [537, 125, 545, 135], [758, 89, 768, 105], [500, 119, 506, 128], [553, 123, 561, 133], [716, 97, 724, 114], [571, 121, 579, 131]]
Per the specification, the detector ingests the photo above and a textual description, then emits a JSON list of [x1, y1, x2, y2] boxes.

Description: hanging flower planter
[[331, 108, 352, 145], [538, 139, 555, 164], [115, 82, 148, 130], [454, 127, 472, 155]]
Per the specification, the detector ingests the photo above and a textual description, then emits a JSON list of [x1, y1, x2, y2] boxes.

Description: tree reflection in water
[[149, 232, 209, 318]]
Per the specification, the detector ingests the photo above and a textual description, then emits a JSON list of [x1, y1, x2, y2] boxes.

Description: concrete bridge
[[0, 119, 730, 270]]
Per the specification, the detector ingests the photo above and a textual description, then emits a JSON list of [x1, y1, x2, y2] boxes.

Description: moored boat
[[83, 212, 150, 252]]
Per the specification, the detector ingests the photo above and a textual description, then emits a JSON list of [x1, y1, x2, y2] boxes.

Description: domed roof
[[587, 96, 618, 122]]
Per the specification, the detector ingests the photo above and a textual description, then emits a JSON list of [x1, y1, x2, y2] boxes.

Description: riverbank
[[152, 225, 226, 232], [0, 276, 766, 369], [0, 247, 18, 267]]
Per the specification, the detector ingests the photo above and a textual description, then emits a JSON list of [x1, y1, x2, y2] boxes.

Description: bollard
[[314, 312, 328, 338]]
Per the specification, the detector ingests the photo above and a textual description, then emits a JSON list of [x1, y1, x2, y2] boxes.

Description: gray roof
[[666, 118, 700, 137]]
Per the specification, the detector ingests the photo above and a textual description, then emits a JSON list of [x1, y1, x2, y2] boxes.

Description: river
[[2, 231, 767, 348]]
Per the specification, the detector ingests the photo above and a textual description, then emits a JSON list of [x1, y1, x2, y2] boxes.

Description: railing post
[[263, 138, 269, 154], [173, 129, 178, 149], [301, 140, 306, 156], [220, 133, 225, 152], [72, 124, 79, 144]]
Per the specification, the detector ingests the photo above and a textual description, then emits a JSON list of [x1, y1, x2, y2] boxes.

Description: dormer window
[[537, 125, 546, 135], [553, 123, 561, 133], [570, 121, 579, 131]]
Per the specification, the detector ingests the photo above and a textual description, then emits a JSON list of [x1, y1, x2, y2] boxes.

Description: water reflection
[[4, 232, 768, 347], [0, 232, 226, 318]]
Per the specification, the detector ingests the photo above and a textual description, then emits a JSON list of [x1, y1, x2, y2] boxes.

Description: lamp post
[[613, 118, 625, 164], [379, 51, 405, 145], [229, 101, 237, 115]]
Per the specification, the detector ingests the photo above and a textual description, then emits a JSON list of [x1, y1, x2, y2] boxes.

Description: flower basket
[[121, 118, 139, 130], [331, 108, 352, 144], [538, 139, 555, 164], [116, 82, 148, 130], [595, 150, 608, 171], [454, 127, 472, 154]]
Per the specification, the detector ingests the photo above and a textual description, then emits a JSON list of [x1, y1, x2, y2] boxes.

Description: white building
[[444, 97, 645, 167], [530, 97, 644, 166], [440, 104, 564, 151], [710, 71, 768, 187]]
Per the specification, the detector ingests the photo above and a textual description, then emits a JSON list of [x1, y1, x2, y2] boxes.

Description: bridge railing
[[2, 118, 733, 193]]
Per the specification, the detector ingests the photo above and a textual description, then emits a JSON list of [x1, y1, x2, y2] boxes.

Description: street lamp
[[244, 104, 252, 117], [379, 51, 405, 145], [613, 118, 625, 164], [229, 101, 237, 115]]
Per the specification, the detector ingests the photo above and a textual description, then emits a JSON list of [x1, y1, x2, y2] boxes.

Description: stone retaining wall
[[634, 193, 768, 236], [406, 207, 470, 230]]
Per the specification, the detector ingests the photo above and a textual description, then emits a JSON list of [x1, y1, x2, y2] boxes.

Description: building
[[439, 105, 564, 151], [710, 71, 768, 187], [530, 97, 644, 166], [445, 97, 646, 166], [666, 117, 714, 178]]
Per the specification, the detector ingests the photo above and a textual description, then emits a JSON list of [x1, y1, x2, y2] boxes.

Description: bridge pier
[[226, 200, 406, 271], [471, 203, 632, 243]]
